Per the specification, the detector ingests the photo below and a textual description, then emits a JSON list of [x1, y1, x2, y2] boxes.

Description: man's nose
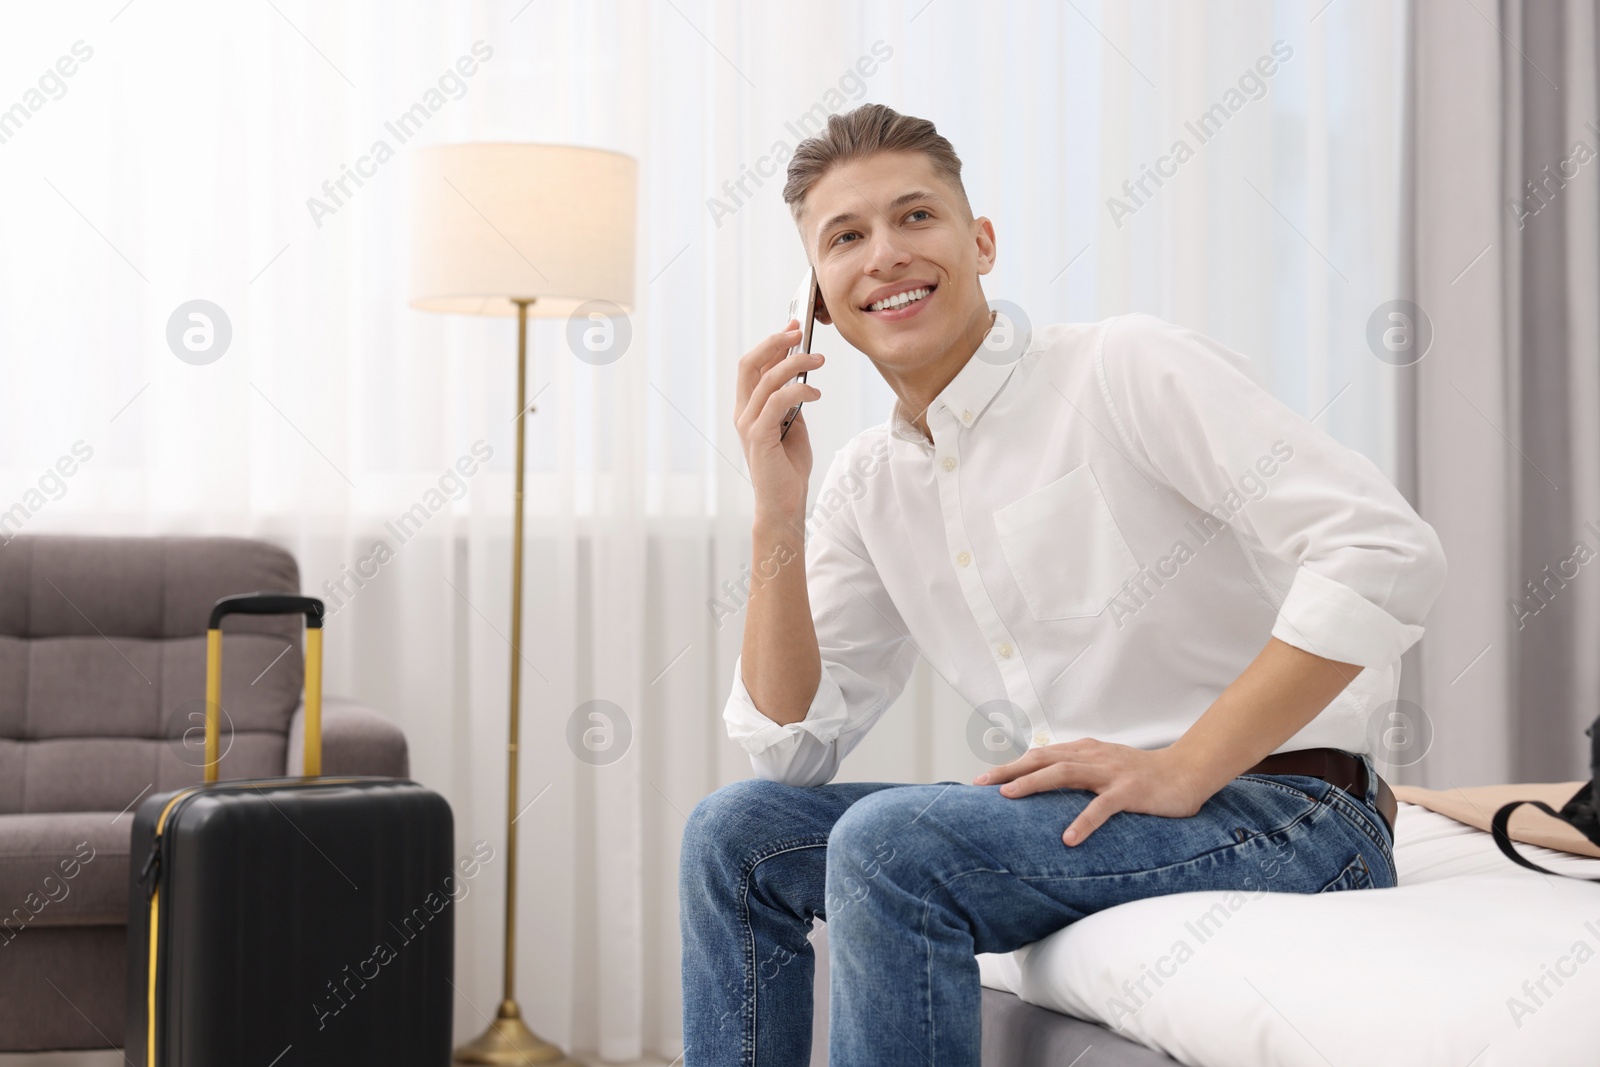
[[862, 226, 916, 274]]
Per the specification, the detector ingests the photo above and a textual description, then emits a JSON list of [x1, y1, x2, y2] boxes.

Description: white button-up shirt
[[723, 311, 1448, 787]]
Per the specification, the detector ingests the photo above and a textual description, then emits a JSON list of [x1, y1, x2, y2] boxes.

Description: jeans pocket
[[1317, 852, 1375, 893], [1236, 773, 1328, 810]]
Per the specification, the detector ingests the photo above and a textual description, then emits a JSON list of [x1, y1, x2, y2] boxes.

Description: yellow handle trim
[[204, 630, 222, 783], [147, 885, 159, 1065], [303, 628, 322, 777]]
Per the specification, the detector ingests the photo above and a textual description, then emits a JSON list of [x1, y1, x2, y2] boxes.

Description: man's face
[[800, 150, 995, 370]]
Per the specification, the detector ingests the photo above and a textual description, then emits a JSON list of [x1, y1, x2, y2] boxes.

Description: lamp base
[[453, 999, 584, 1066]]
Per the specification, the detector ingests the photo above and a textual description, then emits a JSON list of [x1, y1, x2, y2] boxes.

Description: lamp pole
[[455, 298, 580, 1066]]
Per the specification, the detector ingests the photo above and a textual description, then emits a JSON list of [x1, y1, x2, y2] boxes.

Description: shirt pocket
[[991, 462, 1141, 620]]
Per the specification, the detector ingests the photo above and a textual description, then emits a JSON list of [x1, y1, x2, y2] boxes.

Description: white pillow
[[978, 802, 1600, 1067]]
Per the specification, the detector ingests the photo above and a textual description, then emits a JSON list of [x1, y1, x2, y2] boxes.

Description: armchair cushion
[[287, 696, 409, 779], [0, 534, 304, 813], [0, 811, 132, 932]]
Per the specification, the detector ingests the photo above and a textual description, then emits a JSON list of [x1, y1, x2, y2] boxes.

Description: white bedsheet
[[977, 801, 1600, 1067]]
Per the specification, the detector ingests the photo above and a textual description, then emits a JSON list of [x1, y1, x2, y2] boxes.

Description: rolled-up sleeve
[[1095, 312, 1447, 668], [722, 439, 919, 786]]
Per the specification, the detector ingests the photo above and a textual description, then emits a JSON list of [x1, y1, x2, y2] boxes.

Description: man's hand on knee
[[973, 739, 1212, 847]]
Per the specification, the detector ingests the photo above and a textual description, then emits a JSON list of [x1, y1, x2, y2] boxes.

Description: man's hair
[[782, 103, 972, 231]]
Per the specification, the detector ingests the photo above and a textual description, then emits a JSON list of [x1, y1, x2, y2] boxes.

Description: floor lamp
[[407, 142, 637, 1066]]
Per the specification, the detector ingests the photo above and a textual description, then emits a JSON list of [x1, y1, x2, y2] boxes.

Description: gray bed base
[[981, 988, 1186, 1067]]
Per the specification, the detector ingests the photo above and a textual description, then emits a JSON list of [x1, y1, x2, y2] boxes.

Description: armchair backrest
[[0, 535, 305, 813]]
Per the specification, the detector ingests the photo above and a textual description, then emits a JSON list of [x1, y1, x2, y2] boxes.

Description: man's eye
[[831, 210, 928, 247]]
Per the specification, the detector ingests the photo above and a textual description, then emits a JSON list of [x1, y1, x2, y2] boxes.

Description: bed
[[976, 799, 1600, 1067]]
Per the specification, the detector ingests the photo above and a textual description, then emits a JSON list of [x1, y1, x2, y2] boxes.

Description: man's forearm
[[1166, 635, 1365, 800], [739, 513, 820, 727]]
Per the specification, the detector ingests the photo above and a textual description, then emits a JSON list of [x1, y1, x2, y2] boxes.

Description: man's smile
[[860, 281, 938, 321]]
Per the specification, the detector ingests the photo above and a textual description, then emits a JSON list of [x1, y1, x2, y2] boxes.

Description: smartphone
[[780, 267, 820, 441]]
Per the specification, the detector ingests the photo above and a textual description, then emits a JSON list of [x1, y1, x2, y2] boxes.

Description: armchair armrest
[[287, 696, 410, 778]]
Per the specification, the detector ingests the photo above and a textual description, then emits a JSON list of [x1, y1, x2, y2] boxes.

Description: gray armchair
[[0, 534, 408, 1052]]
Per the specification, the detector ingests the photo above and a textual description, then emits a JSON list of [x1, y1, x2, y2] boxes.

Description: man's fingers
[[1063, 792, 1120, 846], [973, 747, 1050, 785], [972, 765, 1014, 785], [734, 322, 802, 418], [740, 349, 823, 436], [996, 763, 1079, 799]]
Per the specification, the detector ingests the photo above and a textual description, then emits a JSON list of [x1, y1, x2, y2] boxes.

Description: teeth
[[869, 287, 931, 312]]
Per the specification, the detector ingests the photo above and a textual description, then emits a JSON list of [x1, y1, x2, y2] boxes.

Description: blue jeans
[[679, 753, 1394, 1067]]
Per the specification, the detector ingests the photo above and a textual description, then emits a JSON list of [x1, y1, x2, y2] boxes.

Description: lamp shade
[[407, 142, 636, 317]]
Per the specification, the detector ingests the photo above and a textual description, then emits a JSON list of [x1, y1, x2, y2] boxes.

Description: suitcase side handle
[[204, 592, 325, 782]]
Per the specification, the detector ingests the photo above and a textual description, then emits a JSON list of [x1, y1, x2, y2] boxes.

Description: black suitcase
[[125, 593, 456, 1066]]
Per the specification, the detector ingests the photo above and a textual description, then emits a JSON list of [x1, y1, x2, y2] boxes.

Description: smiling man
[[680, 103, 1447, 1067]]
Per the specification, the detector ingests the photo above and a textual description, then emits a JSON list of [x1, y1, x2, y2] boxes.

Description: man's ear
[[814, 292, 832, 327]]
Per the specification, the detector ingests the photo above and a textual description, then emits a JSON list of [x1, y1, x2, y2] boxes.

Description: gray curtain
[[1404, 0, 1600, 786]]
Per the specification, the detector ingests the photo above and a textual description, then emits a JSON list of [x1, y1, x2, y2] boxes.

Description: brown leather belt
[[1244, 747, 1397, 839]]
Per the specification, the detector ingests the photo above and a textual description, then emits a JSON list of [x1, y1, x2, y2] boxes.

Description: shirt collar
[[887, 310, 1033, 445]]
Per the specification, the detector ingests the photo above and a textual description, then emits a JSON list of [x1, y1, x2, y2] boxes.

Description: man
[[680, 102, 1446, 1067]]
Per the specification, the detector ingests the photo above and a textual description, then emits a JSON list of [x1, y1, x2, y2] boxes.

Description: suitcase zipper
[[143, 777, 369, 1065]]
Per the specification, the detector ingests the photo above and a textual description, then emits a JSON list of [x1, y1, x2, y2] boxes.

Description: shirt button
[[1032, 733, 1050, 747], [955, 551, 971, 566], [941, 456, 957, 472], [961, 410, 973, 425], [997, 642, 1013, 659]]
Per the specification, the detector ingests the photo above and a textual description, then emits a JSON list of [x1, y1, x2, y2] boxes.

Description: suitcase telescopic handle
[[205, 593, 325, 782]]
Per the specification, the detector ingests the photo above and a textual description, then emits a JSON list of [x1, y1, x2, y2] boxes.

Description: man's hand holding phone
[[734, 318, 824, 524], [733, 272, 828, 727]]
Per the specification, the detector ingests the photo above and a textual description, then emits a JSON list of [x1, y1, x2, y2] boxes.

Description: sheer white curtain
[[0, 0, 1404, 1060]]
